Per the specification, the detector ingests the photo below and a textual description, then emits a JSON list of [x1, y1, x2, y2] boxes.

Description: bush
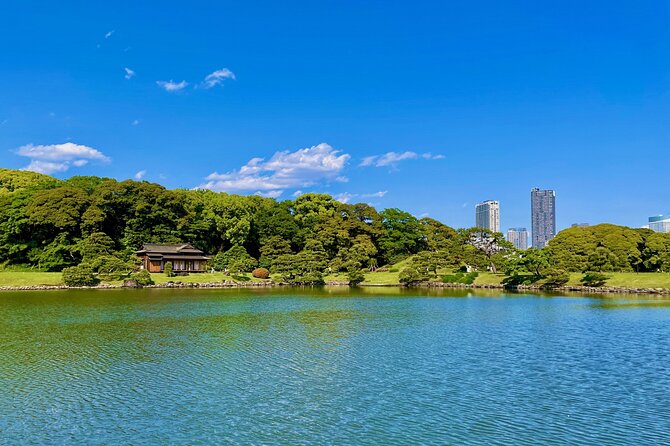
[[389, 268, 399, 273], [130, 269, 154, 286], [86, 255, 133, 281], [443, 271, 479, 285], [232, 274, 251, 282], [211, 245, 258, 273], [347, 268, 365, 286], [164, 262, 175, 277], [581, 272, 610, 287], [399, 267, 428, 286], [252, 268, 270, 279], [542, 268, 570, 288], [62, 265, 100, 287]]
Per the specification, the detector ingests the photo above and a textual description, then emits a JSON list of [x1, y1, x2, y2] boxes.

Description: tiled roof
[[136, 243, 205, 255]]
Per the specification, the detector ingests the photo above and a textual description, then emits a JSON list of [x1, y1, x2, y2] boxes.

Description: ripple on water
[[0, 290, 669, 445]]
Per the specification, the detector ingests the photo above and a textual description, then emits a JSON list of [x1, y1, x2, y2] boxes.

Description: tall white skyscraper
[[475, 200, 500, 233], [507, 228, 529, 250]]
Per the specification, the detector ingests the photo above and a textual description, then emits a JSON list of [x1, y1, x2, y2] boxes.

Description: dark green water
[[1, 288, 669, 445]]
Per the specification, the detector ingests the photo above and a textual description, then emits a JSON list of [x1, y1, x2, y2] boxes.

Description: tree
[[62, 265, 100, 287], [399, 267, 428, 286], [164, 261, 174, 277], [378, 209, 426, 264], [347, 266, 365, 286], [581, 272, 610, 287], [211, 245, 257, 273]]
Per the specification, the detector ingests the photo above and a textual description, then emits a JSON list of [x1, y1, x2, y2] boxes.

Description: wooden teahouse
[[136, 243, 210, 273]]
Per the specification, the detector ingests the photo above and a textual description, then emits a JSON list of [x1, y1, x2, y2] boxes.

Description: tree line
[[1, 168, 669, 286]]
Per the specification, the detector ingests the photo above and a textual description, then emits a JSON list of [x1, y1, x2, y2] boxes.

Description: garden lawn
[[0, 271, 63, 287]]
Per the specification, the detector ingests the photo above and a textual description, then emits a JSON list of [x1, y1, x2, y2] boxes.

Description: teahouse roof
[[136, 243, 209, 259]]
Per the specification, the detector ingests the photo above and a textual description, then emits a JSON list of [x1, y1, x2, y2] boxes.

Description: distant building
[[531, 188, 556, 248], [475, 200, 500, 233], [571, 223, 589, 228], [136, 243, 210, 273], [647, 215, 670, 233], [507, 228, 528, 250]]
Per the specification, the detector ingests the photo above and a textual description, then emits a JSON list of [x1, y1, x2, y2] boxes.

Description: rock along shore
[[1, 280, 669, 295]]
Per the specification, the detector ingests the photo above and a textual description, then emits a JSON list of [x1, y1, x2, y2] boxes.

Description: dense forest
[[1, 168, 670, 286]]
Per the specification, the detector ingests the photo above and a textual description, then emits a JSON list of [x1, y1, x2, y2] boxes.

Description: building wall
[[531, 188, 556, 248], [475, 200, 500, 233], [507, 228, 528, 250]]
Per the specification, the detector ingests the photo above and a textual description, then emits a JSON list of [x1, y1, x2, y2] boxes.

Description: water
[[1, 288, 669, 445]]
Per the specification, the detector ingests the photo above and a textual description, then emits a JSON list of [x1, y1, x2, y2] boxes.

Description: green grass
[[0, 271, 63, 287], [567, 272, 670, 288], [1, 270, 670, 289], [149, 271, 268, 284]]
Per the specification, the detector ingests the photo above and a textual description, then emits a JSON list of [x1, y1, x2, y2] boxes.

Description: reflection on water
[[0, 288, 669, 445]]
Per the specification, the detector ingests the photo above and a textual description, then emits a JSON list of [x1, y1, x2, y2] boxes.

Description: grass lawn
[[149, 271, 267, 284], [1, 269, 669, 290], [0, 271, 63, 287], [567, 272, 670, 288]]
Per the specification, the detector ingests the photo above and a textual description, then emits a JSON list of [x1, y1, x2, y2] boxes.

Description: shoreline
[[1, 280, 670, 295]]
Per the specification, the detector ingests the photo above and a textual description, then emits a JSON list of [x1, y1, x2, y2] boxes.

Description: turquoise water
[[1, 288, 669, 445]]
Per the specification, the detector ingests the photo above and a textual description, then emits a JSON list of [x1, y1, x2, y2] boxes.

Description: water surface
[[1, 288, 669, 445]]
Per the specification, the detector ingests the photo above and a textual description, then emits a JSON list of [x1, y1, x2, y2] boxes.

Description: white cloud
[[17, 142, 111, 174], [199, 143, 350, 194], [23, 160, 71, 174], [360, 151, 445, 168], [255, 190, 283, 198], [293, 190, 304, 197], [131, 119, 140, 126], [135, 170, 147, 180], [124, 67, 135, 80], [334, 191, 387, 204], [156, 80, 188, 92], [105, 30, 115, 39], [202, 68, 236, 88]]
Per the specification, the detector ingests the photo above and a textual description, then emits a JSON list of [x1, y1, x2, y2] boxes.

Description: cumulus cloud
[[198, 143, 350, 194], [124, 67, 135, 80], [105, 30, 115, 39], [360, 151, 445, 168], [255, 190, 283, 198], [135, 170, 147, 180], [334, 191, 387, 204], [17, 142, 110, 174], [156, 80, 188, 92], [202, 68, 236, 88]]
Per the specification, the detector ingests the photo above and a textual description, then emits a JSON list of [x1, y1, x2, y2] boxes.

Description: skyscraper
[[531, 188, 556, 248], [507, 228, 529, 250], [475, 200, 500, 233], [647, 215, 670, 233]]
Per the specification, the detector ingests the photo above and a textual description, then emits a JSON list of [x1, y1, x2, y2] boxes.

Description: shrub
[[164, 262, 175, 277], [232, 274, 251, 282], [252, 267, 270, 279], [399, 267, 428, 286], [542, 268, 570, 288], [581, 272, 610, 287], [130, 269, 154, 286], [389, 268, 399, 273], [212, 245, 258, 273], [86, 255, 133, 281], [443, 271, 478, 285], [62, 265, 100, 287], [347, 268, 365, 286]]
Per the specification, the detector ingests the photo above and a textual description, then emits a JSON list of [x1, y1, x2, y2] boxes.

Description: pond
[[1, 288, 668, 445]]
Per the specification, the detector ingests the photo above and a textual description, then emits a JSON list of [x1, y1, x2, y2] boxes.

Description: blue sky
[[1, 1, 669, 230]]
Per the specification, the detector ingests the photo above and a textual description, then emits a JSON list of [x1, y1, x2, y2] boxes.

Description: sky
[[1, 1, 669, 231]]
